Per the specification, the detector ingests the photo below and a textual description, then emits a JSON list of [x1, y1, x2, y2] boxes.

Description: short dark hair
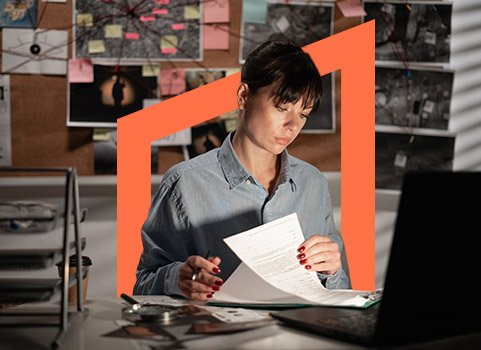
[[241, 40, 323, 111]]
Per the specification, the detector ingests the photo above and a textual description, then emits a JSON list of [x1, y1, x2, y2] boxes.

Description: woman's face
[[237, 83, 313, 155]]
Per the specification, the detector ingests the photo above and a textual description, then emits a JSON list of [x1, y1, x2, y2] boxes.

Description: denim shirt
[[134, 133, 349, 296]]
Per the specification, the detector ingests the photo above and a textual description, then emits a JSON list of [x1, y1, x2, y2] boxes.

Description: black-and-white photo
[[375, 130, 455, 190], [375, 64, 454, 130], [364, 1, 452, 64], [185, 69, 226, 91], [94, 135, 159, 175], [240, 1, 333, 63], [186, 122, 229, 159], [74, 0, 202, 62], [302, 73, 335, 133]]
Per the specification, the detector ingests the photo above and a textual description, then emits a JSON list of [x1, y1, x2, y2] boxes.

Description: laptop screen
[[376, 171, 481, 342]]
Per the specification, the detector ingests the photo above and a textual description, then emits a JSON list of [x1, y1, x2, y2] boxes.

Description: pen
[[121, 293, 140, 306], [191, 249, 211, 280]]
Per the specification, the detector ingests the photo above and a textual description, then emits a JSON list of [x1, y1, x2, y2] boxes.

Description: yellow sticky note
[[184, 5, 200, 19], [225, 68, 240, 76], [88, 40, 106, 54], [160, 35, 178, 49], [104, 24, 123, 39], [77, 13, 93, 27], [142, 64, 160, 77]]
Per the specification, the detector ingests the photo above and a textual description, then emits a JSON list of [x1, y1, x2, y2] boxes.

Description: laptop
[[270, 171, 481, 347]]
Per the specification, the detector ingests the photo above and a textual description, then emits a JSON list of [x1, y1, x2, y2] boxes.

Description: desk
[[1, 297, 481, 350]]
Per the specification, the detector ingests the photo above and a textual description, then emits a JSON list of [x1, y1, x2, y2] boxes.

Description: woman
[[134, 40, 349, 300]]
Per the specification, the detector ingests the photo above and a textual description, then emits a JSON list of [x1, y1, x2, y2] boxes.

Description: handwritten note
[[242, 0, 267, 24], [104, 24, 123, 38], [337, 0, 367, 18], [76, 13, 93, 27], [153, 8, 168, 15], [204, 24, 229, 50], [68, 58, 94, 83], [184, 5, 200, 19], [140, 15, 156, 22], [171, 23, 185, 30], [142, 64, 160, 77], [161, 35, 178, 49], [125, 32, 140, 40], [159, 69, 186, 96], [88, 40, 105, 54], [204, 0, 229, 23]]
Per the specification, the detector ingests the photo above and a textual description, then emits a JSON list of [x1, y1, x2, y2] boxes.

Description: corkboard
[[2, 1, 360, 176]]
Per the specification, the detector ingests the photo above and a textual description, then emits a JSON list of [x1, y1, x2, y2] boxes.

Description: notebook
[[270, 171, 481, 347]]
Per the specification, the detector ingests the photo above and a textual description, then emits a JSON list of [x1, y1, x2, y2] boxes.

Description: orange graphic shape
[[117, 20, 375, 295]]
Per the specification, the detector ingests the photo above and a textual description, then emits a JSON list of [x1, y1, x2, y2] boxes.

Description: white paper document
[[0, 75, 12, 166], [2, 28, 68, 75], [211, 213, 374, 308]]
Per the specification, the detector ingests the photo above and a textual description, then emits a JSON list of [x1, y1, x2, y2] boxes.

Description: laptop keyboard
[[315, 312, 377, 337]]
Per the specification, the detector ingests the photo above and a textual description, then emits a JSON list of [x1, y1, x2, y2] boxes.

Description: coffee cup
[[56, 255, 92, 304]]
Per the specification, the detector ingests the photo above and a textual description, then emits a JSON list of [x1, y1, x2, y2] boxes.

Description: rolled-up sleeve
[[316, 179, 350, 290], [133, 180, 189, 296]]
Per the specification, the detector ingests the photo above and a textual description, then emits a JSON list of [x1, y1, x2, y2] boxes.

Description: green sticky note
[[242, 0, 267, 24]]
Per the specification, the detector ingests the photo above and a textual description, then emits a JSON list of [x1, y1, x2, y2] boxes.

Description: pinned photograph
[[375, 63, 454, 131], [375, 127, 455, 190], [239, 0, 333, 63], [185, 69, 226, 91], [364, 1, 452, 64], [187, 121, 229, 159], [93, 128, 159, 175], [68, 65, 157, 127], [0, 0, 37, 28], [302, 72, 335, 133], [143, 98, 192, 147]]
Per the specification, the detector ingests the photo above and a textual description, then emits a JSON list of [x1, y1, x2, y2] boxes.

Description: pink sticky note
[[171, 23, 185, 30], [204, 0, 229, 23], [125, 32, 140, 40], [161, 48, 177, 55], [155, 0, 169, 4], [159, 69, 186, 96], [68, 58, 94, 83], [140, 15, 156, 22], [203, 24, 229, 50], [152, 8, 168, 15], [337, 0, 367, 18]]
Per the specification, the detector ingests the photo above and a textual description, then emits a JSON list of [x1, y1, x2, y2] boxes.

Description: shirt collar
[[219, 132, 296, 190]]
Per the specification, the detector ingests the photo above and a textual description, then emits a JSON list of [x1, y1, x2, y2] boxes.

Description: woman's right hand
[[178, 255, 223, 301]]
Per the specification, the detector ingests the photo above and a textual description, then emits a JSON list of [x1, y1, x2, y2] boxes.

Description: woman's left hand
[[296, 235, 341, 275]]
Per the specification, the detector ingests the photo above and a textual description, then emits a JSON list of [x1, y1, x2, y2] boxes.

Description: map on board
[[73, 0, 202, 63]]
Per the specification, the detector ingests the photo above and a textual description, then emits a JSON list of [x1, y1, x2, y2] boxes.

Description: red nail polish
[[212, 267, 220, 273], [305, 265, 312, 270], [207, 294, 213, 298], [212, 286, 220, 291], [215, 280, 223, 286], [297, 253, 305, 260], [297, 246, 305, 253], [299, 259, 308, 265]]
